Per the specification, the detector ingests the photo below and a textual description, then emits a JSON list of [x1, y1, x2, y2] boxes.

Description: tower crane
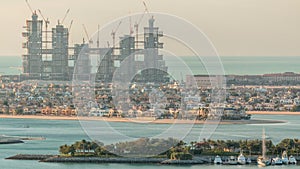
[[61, 8, 70, 25], [68, 20, 73, 34], [134, 1, 149, 49], [38, 9, 50, 61], [25, 0, 34, 14], [82, 24, 93, 44], [57, 8, 70, 25], [111, 21, 122, 50], [97, 24, 100, 48]]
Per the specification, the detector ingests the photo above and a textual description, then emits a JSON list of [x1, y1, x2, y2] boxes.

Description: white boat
[[289, 155, 297, 164], [281, 151, 289, 164], [257, 156, 271, 167], [214, 155, 222, 164], [257, 128, 271, 167], [237, 153, 246, 165], [271, 156, 283, 165], [227, 156, 238, 165], [246, 157, 252, 164]]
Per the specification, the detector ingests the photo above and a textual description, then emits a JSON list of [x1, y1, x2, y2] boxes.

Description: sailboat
[[257, 128, 271, 167], [237, 151, 246, 165], [281, 150, 289, 164]]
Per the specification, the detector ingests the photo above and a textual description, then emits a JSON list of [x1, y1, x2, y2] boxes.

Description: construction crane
[[25, 0, 34, 14], [82, 24, 93, 44], [61, 8, 70, 25], [97, 24, 100, 48], [38, 9, 50, 61], [68, 20, 73, 34], [129, 11, 134, 36], [111, 21, 122, 50], [134, 1, 149, 49]]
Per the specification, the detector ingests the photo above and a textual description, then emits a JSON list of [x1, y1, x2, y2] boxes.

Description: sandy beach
[[247, 111, 300, 115], [0, 114, 285, 124]]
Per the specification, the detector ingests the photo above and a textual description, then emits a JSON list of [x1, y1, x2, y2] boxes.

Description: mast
[[262, 128, 266, 159]]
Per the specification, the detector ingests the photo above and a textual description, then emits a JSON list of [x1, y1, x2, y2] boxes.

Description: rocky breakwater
[[6, 154, 55, 160], [41, 156, 168, 163]]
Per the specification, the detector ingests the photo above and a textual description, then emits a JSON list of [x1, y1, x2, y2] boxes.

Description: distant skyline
[[0, 0, 299, 56]]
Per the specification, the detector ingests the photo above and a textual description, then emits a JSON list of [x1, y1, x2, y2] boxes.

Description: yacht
[[213, 155, 222, 164], [289, 155, 297, 164], [271, 156, 283, 165], [281, 151, 289, 164], [257, 128, 271, 167], [237, 153, 246, 165], [257, 156, 271, 167], [227, 156, 238, 165], [246, 157, 252, 164]]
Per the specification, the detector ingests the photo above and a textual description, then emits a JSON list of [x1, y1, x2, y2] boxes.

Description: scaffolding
[[22, 12, 43, 80], [96, 16, 168, 83], [22, 12, 92, 81]]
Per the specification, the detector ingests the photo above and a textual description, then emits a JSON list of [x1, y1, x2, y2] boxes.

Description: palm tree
[[69, 145, 76, 156], [74, 141, 82, 153], [81, 139, 87, 154]]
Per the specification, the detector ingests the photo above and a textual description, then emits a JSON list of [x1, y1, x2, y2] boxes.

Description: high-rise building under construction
[[22, 11, 89, 81], [96, 16, 169, 83], [21, 12, 168, 83]]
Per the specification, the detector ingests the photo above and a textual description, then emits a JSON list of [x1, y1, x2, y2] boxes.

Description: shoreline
[[7, 154, 300, 165], [247, 111, 300, 115], [0, 114, 285, 124]]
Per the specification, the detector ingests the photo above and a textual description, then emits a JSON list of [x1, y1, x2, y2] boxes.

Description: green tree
[[59, 144, 70, 155]]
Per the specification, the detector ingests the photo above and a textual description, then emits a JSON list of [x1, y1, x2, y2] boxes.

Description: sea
[[0, 56, 300, 76], [0, 56, 300, 169], [0, 115, 300, 169]]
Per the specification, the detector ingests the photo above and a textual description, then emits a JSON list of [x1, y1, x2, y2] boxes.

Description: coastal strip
[[0, 115, 286, 124], [6, 154, 54, 160], [42, 157, 168, 164], [247, 111, 300, 115], [0, 140, 24, 144], [6, 155, 206, 165]]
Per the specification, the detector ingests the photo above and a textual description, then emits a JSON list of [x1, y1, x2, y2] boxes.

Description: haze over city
[[0, 0, 299, 56]]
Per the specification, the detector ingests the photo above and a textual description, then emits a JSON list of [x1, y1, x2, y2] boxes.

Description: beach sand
[[247, 111, 300, 115], [0, 114, 286, 124]]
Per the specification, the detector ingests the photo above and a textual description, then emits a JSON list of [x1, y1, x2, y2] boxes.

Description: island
[[6, 137, 300, 165]]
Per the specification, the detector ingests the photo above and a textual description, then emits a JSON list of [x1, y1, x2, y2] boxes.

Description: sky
[[0, 0, 300, 56]]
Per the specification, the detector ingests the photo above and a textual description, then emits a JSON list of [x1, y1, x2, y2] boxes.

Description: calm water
[[0, 115, 300, 169], [0, 56, 300, 75]]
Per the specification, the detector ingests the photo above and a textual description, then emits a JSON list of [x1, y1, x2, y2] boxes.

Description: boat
[[281, 150, 289, 164], [271, 156, 283, 165], [246, 157, 252, 164], [257, 128, 271, 167], [289, 155, 297, 164], [237, 152, 246, 165], [213, 155, 222, 164], [227, 156, 238, 165]]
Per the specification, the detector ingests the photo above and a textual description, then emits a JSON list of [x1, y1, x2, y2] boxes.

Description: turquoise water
[[0, 56, 22, 75], [0, 115, 300, 169], [0, 56, 300, 75]]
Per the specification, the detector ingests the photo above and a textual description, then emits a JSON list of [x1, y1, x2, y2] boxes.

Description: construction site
[[21, 1, 169, 83]]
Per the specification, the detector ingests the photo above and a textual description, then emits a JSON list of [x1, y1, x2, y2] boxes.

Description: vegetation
[[59, 138, 300, 159], [105, 137, 179, 157], [59, 140, 116, 157], [166, 141, 193, 160], [191, 138, 300, 156]]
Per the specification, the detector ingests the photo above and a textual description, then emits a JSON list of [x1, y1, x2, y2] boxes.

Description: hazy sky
[[1, 0, 299, 56]]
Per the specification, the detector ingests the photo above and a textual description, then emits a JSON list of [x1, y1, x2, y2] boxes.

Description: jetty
[[6, 154, 54, 160], [6, 154, 207, 165]]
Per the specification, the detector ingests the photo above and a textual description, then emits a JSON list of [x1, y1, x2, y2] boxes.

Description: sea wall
[[42, 156, 168, 163], [6, 154, 54, 160]]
